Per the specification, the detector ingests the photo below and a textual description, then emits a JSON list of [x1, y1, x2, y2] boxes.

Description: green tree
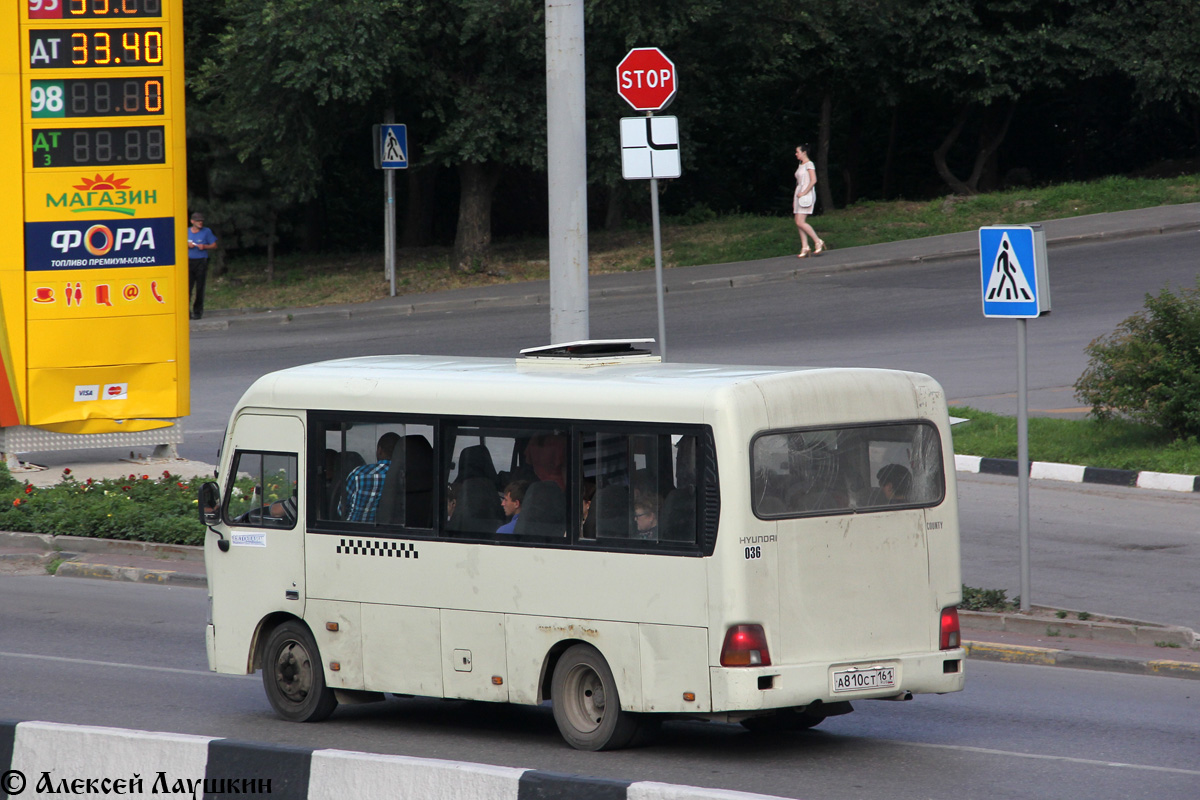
[[898, 0, 1090, 195]]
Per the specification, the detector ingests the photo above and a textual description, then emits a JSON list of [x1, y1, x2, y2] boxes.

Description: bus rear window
[[751, 422, 944, 518]]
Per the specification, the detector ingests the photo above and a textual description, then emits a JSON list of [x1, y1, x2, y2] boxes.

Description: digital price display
[[31, 77, 163, 118], [28, 27, 165, 69], [31, 126, 166, 167], [27, 0, 164, 20]]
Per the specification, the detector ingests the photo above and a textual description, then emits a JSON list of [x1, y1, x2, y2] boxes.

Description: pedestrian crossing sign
[[373, 124, 409, 169], [979, 225, 1051, 318]]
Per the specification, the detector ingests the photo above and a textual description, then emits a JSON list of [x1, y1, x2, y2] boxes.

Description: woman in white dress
[[793, 144, 826, 258]]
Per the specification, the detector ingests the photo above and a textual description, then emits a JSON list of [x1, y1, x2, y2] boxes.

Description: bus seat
[[450, 476, 503, 534], [514, 480, 566, 537], [377, 435, 434, 527], [661, 485, 696, 542], [403, 435, 435, 527], [594, 484, 631, 539], [328, 451, 366, 520], [456, 444, 498, 488]]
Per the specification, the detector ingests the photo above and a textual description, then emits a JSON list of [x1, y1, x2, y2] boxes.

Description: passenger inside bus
[[633, 497, 659, 540], [340, 432, 401, 522], [496, 480, 529, 534], [876, 464, 912, 504]]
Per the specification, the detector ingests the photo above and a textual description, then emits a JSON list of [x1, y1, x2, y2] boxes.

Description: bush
[[1075, 278, 1200, 440], [961, 585, 1017, 612], [0, 470, 207, 546]]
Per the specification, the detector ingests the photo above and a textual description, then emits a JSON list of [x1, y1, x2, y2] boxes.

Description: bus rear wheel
[[261, 621, 338, 722], [551, 644, 647, 750]]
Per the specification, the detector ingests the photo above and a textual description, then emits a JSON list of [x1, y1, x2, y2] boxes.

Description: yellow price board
[[2, 0, 188, 434]]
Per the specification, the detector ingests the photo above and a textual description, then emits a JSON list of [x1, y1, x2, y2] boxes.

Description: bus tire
[[261, 621, 338, 723], [551, 643, 643, 750]]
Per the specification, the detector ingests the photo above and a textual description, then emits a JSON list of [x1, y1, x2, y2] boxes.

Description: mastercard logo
[[84, 225, 114, 256]]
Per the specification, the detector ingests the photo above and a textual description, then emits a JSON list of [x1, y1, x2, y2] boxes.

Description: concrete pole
[[545, 0, 589, 343]]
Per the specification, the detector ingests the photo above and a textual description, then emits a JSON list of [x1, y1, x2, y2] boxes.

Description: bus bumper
[[709, 648, 966, 712]]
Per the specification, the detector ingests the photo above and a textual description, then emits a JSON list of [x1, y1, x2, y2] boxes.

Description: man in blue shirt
[[186, 211, 217, 319], [341, 433, 401, 522], [496, 480, 529, 534]]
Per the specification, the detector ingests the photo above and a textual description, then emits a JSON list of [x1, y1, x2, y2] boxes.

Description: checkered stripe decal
[[336, 538, 419, 558]]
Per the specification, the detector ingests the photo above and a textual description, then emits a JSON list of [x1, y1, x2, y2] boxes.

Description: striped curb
[[954, 454, 1200, 493], [0, 720, 785, 800], [964, 641, 1200, 681]]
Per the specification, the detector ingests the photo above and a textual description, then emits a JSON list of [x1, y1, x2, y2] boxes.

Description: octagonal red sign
[[616, 47, 677, 111]]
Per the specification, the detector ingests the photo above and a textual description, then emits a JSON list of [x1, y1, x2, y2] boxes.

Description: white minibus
[[200, 341, 965, 750]]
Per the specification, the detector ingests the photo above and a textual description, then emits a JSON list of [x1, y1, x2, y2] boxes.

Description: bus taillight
[[940, 607, 961, 650], [720, 624, 771, 666]]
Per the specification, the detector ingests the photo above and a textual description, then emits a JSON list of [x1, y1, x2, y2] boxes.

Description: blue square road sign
[[979, 225, 1051, 318]]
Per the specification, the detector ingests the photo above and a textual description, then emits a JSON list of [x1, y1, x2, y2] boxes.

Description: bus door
[[212, 414, 305, 673]]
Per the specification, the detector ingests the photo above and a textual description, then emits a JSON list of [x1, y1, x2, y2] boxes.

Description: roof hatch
[[518, 339, 660, 367]]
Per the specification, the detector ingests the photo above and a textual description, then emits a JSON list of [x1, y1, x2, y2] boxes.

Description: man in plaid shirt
[[341, 432, 401, 522]]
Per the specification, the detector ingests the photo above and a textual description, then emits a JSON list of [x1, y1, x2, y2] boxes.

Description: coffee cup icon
[[34, 287, 55, 303]]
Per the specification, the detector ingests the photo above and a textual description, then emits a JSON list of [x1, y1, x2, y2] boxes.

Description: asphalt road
[[174, 229, 1200, 465], [1, 577, 1197, 800]]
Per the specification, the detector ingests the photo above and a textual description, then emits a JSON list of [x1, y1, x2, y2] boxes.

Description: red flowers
[[24, 484, 33, 494]]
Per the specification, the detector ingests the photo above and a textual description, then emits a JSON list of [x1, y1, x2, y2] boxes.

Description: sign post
[[979, 224, 1051, 612], [373, 122, 408, 297], [616, 48, 677, 360]]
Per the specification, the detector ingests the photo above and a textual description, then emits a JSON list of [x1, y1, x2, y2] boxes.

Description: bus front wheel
[[551, 643, 648, 750], [261, 621, 338, 722]]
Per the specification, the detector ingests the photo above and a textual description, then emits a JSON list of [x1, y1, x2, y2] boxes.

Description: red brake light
[[940, 606, 961, 650], [720, 624, 771, 667]]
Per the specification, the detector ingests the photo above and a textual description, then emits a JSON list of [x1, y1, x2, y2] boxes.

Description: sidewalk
[[2, 528, 1197, 682]]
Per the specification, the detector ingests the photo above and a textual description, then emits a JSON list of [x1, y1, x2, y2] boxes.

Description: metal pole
[[384, 109, 396, 297], [545, 0, 589, 343], [385, 169, 396, 297], [649, 177, 667, 361], [1017, 318, 1031, 611]]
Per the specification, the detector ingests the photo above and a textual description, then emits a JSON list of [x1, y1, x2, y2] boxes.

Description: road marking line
[[896, 740, 1200, 776], [0, 650, 251, 679]]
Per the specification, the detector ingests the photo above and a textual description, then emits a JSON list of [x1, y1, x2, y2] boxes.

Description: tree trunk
[[816, 91, 835, 212], [453, 162, 503, 273], [966, 101, 1017, 193], [882, 106, 899, 199], [604, 181, 625, 231], [933, 105, 974, 195], [265, 209, 277, 283], [402, 165, 438, 248]]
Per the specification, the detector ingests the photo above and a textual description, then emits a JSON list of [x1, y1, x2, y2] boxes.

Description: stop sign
[[616, 48, 677, 111]]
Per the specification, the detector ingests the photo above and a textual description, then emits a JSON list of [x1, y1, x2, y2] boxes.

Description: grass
[[950, 406, 1200, 475], [205, 172, 1200, 312]]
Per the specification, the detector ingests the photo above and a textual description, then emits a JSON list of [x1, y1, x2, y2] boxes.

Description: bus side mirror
[[198, 482, 229, 551]]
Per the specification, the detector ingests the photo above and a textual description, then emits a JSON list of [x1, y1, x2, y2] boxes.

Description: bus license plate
[[832, 666, 896, 693]]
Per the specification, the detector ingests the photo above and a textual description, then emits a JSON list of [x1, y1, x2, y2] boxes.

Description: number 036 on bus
[[198, 341, 965, 750]]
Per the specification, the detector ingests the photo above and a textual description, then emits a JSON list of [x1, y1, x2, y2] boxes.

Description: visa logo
[[74, 384, 99, 402]]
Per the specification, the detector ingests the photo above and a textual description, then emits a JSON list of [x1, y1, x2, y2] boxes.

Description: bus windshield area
[[750, 422, 944, 518]]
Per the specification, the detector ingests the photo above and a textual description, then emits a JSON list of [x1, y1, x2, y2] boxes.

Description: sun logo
[[73, 174, 131, 192]]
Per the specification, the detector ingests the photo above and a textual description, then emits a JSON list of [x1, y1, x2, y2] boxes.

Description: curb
[[53, 560, 207, 588], [961, 609, 1199, 648], [954, 454, 1200, 493], [963, 641, 1200, 681], [0, 720, 787, 800]]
